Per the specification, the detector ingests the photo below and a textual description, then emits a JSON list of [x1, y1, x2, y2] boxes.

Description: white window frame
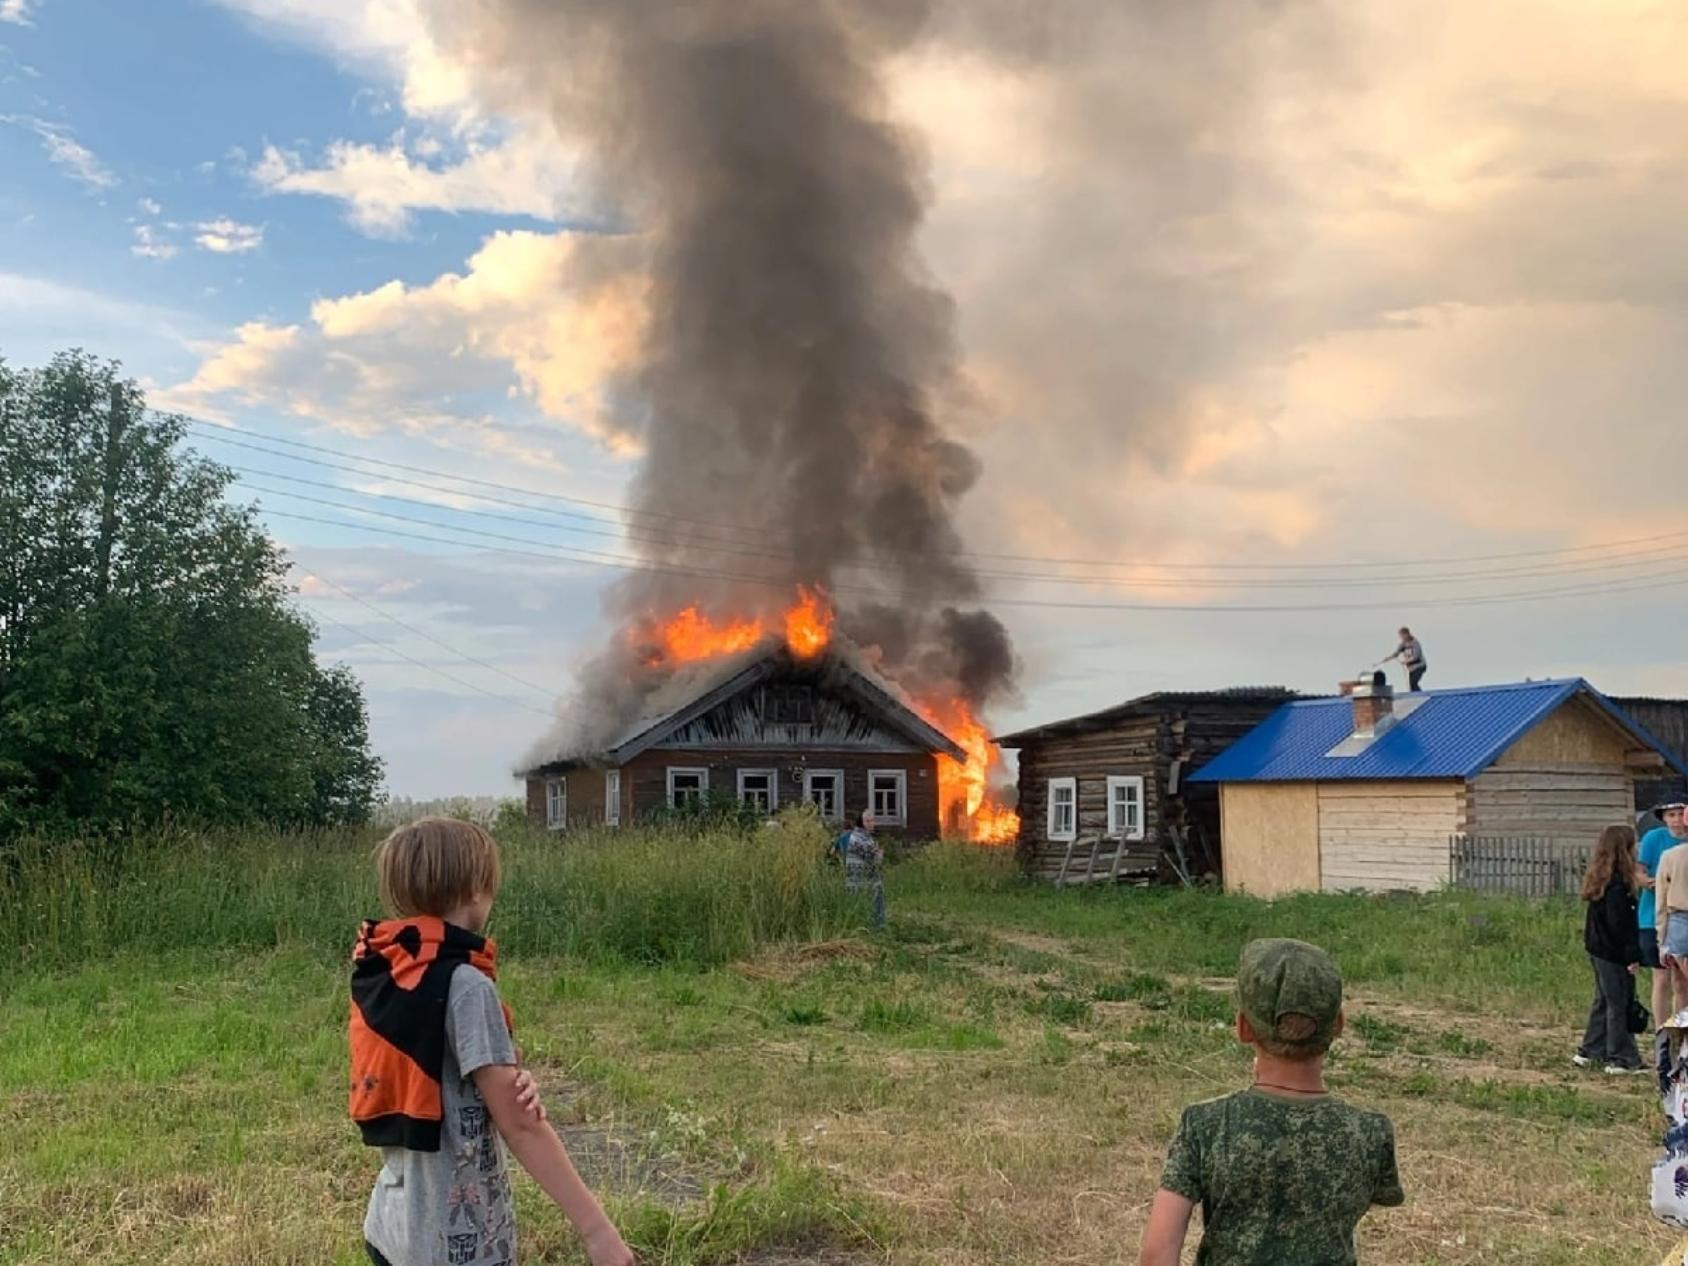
[[545, 778, 567, 831], [666, 766, 709, 809], [604, 769, 621, 828], [802, 768, 845, 824], [1046, 776, 1077, 842], [736, 768, 778, 814], [1106, 775, 1146, 841], [868, 769, 907, 827]]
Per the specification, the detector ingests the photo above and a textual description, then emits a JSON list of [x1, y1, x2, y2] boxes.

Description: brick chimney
[[1351, 672, 1395, 738]]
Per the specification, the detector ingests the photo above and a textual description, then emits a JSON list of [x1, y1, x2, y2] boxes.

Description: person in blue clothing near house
[[1639, 802, 1687, 1027], [842, 809, 886, 931]]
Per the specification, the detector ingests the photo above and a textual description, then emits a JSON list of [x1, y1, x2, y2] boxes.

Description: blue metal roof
[[1188, 679, 1688, 783]]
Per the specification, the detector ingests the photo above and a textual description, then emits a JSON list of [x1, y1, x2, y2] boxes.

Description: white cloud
[[0, 0, 36, 27], [138, 196, 162, 216], [2, 115, 117, 190], [194, 217, 263, 254], [251, 131, 584, 237], [209, 0, 478, 122], [164, 228, 647, 450], [131, 224, 177, 260]]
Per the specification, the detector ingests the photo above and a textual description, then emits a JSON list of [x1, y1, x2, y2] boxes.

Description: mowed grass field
[[0, 821, 1672, 1265]]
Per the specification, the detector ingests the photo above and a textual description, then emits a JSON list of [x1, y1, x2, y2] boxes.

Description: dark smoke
[[429, 1, 1017, 756]]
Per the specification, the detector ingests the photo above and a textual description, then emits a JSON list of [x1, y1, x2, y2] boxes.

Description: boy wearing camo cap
[[1139, 938, 1404, 1266]]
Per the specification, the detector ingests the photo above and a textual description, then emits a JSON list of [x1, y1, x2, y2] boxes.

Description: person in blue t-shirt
[[1639, 802, 1687, 1026]]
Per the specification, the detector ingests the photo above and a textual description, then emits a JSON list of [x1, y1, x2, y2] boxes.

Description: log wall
[[1616, 697, 1688, 811], [1015, 716, 1166, 882], [1013, 697, 1295, 883], [624, 746, 940, 838]]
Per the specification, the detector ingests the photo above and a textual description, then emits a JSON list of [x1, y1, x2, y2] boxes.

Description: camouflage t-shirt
[[1160, 1088, 1404, 1266]]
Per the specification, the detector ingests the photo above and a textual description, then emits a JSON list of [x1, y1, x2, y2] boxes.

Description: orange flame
[[633, 588, 1013, 844], [639, 605, 765, 665], [923, 699, 1020, 846], [634, 587, 834, 669], [784, 585, 833, 659]]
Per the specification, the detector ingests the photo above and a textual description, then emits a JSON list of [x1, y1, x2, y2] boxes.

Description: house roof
[[1189, 679, 1688, 784], [529, 636, 967, 770], [994, 687, 1302, 748]]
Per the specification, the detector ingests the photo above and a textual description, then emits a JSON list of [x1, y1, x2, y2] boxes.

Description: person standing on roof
[[1386, 627, 1427, 692]]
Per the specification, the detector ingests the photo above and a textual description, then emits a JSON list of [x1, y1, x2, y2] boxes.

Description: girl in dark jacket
[[1576, 823, 1644, 1073]]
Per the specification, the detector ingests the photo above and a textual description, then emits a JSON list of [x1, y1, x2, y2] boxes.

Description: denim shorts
[[1665, 912, 1688, 962]]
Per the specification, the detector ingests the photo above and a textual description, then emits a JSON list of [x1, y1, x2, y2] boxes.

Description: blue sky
[[7, 1, 1688, 799]]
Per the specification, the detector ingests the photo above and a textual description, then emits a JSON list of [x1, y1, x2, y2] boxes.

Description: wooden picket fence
[[1448, 834, 1592, 897]]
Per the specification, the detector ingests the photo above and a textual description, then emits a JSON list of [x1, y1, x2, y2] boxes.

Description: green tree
[[0, 350, 384, 835]]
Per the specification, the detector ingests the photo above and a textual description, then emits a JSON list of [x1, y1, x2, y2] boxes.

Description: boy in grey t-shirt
[[351, 819, 634, 1266]]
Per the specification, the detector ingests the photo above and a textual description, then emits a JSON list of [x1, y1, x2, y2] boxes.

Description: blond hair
[[375, 817, 502, 917]]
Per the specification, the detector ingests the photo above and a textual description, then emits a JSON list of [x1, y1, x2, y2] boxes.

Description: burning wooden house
[[995, 688, 1302, 885], [522, 634, 969, 839]]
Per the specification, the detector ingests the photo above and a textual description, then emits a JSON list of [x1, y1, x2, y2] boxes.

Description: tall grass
[[0, 812, 860, 970], [897, 841, 1592, 1020]]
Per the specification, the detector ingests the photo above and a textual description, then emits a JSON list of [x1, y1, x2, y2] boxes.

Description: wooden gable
[[1494, 693, 1657, 771], [658, 676, 923, 753]]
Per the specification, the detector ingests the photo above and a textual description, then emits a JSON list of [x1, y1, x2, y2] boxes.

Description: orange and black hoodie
[[348, 916, 513, 1151]]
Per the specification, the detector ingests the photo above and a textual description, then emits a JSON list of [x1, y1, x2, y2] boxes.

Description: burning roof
[[528, 633, 968, 769]]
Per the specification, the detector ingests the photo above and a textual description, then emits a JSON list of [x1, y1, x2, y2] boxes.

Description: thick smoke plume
[[429, 1, 1018, 756]]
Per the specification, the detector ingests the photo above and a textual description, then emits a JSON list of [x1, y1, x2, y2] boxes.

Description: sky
[[6, 0, 1688, 798]]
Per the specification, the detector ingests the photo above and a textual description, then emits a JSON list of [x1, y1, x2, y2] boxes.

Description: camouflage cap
[[1237, 938, 1344, 1049]]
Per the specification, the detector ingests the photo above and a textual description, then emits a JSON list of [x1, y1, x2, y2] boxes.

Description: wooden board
[[1317, 781, 1462, 893], [1467, 761, 1633, 849], [1220, 783, 1320, 897], [1492, 698, 1632, 768]]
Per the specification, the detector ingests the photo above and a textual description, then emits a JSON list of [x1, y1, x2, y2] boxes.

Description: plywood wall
[[1492, 699, 1632, 768], [1220, 784, 1321, 897], [1317, 781, 1463, 892]]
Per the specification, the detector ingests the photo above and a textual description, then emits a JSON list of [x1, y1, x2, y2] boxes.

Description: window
[[803, 769, 843, 823], [868, 769, 907, 826], [666, 767, 708, 809], [737, 768, 777, 814], [605, 769, 621, 828], [545, 779, 567, 831], [1107, 775, 1145, 840], [1046, 777, 1076, 842], [764, 685, 816, 724]]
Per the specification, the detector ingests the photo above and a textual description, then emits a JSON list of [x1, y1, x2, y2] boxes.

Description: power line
[[189, 423, 774, 548], [295, 567, 560, 699], [189, 420, 1688, 574], [231, 468, 1688, 592], [259, 507, 1688, 614], [305, 602, 557, 720]]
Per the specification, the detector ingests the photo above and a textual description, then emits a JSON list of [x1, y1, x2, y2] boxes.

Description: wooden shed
[[995, 688, 1301, 885], [1189, 679, 1687, 897], [521, 640, 966, 838]]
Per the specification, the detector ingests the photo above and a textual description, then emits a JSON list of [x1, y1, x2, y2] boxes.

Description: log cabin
[[995, 688, 1302, 885], [521, 640, 966, 838], [1613, 696, 1688, 821], [1189, 678, 1688, 897]]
